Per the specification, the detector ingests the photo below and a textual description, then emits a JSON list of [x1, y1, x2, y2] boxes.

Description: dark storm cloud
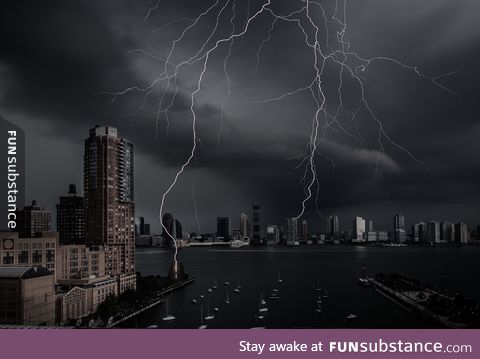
[[1, 0, 480, 231]]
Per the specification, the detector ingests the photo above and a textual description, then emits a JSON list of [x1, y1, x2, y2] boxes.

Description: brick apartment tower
[[84, 126, 135, 284]]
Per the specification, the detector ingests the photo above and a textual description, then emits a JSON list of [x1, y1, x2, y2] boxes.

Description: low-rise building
[[56, 244, 105, 280], [0, 232, 57, 279], [0, 266, 55, 325]]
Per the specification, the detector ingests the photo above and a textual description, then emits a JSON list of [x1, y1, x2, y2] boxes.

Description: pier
[[366, 273, 476, 328]]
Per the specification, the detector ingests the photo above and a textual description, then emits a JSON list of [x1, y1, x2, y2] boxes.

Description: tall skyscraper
[[286, 217, 298, 245], [175, 219, 183, 239], [427, 221, 440, 244], [353, 216, 366, 240], [413, 222, 427, 243], [266, 225, 279, 245], [162, 213, 175, 245], [327, 215, 339, 240], [16, 200, 52, 237], [393, 214, 406, 242], [84, 126, 135, 290], [216, 217, 231, 241], [440, 221, 455, 243], [366, 220, 374, 233], [252, 203, 262, 245], [56, 184, 86, 245], [239, 213, 248, 240], [300, 219, 308, 243], [454, 223, 469, 244]]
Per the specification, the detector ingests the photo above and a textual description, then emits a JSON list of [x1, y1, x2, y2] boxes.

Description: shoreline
[[108, 277, 195, 328]]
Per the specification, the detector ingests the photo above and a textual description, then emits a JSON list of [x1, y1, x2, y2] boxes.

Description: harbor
[[363, 273, 480, 328]]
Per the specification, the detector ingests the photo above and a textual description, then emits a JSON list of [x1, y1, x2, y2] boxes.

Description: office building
[[240, 213, 248, 240], [266, 225, 279, 246], [84, 126, 135, 291], [216, 217, 230, 241], [427, 221, 440, 244], [413, 222, 427, 243], [300, 220, 308, 243], [353, 216, 366, 241], [327, 215, 339, 240], [0, 266, 55, 325], [56, 184, 86, 245], [16, 200, 52, 238], [161, 213, 175, 245], [252, 204, 262, 245], [454, 223, 469, 244], [175, 219, 183, 239], [0, 232, 57, 279], [56, 244, 105, 281], [286, 217, 298, 245], [393, 214, 405, 242], [440, 221, 455, 243]]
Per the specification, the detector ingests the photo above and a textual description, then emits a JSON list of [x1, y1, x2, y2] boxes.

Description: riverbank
[[108, 278, 195, 327]]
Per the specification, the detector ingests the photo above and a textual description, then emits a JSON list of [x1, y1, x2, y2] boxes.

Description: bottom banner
[[0, 329, 477, 359]]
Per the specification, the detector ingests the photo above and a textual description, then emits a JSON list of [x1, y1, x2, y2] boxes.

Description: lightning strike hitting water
[[104, 0, 454, 264]]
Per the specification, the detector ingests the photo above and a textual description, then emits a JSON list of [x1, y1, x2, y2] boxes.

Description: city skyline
[[1, 0, 480, 233]]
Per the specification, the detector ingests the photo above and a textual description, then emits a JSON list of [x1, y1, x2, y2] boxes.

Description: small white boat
[[277, 269, 283, 283], [191, 299, 198, 304], [225, 290, 230, 304], [260, 299, 266, 305], [234, 287, 240, 293], [259, 307, 269, 313], [198, 304, 207, 329], [207, 288, 212, 293], [213, 307, 219, 312], [224, 281, 230, 285], [147, 325, 158, 329], [346, 314, 357, 320], [212, 281, 218, 289], [268, 294, 280, 300], [200, 294, 205, 298], [257, 315, 264, 320], [205, 302, 215, 321], [162, 300, 175, 321]]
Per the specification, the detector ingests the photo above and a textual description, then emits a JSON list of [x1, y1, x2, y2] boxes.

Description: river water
[[121, 245, 480, 328]]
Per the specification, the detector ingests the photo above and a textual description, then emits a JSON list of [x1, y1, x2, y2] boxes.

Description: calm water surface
[[121, 246, 480, 329]]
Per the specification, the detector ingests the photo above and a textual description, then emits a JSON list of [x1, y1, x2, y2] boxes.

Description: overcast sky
[[1, 0, 480, 233]]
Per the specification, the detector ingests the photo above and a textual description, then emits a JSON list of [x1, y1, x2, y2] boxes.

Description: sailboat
[[198, 304, 207, 329], [277, 269, 283, 283], [225, 290, 230, 305], [258, 294, 269, 313], [204, 302, 215, 321], [162, 300, 175, 321], [268, 288, 280, 299], [234, 279, 241, 293]]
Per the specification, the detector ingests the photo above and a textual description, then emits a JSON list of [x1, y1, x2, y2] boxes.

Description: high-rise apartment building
[[84, 126, 135, 290], [56, 184, 86, 245]]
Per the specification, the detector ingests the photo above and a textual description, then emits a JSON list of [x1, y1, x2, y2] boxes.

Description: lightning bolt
[[103, 0, 454, 264]]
